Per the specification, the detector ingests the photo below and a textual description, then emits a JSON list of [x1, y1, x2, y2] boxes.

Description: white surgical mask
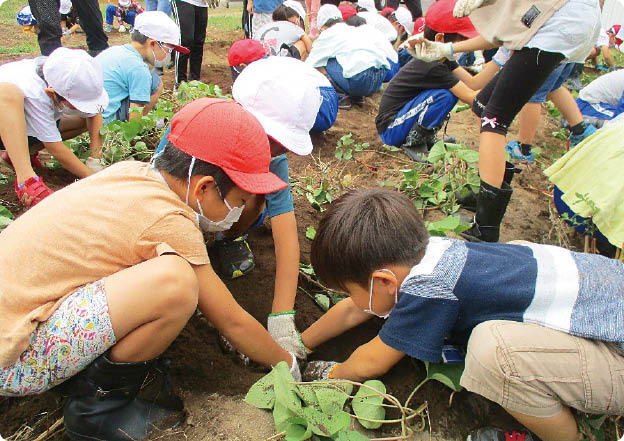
[[61, 107, 93, 118], [185, 157, 245, 232], [364, 268, 398, 319], [152, 42, 172, 68]]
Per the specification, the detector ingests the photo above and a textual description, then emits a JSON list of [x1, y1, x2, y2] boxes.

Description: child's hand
[[267, 311, 307, 359], [453, 0, 491, 17], [411, 38, 453, 62], [302, 361, 339, 381]]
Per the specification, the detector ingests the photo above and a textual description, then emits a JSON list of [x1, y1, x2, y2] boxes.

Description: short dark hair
[[423, 25, 465, 44], [154, 141, 236, 197], [323, 17, 343, 28], [272, 4, 298, 21], [130, 29, 150, 44], [345, 15, 366, 27], [311, 188, 429, 291]]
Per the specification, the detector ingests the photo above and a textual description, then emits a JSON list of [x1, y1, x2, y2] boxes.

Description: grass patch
[[207, 12, 241, 30], [0, 41, 38, 55], [0, 0, 26, 25]]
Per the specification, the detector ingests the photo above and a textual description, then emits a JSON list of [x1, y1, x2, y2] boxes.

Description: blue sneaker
[[569, 124, 597, 147], [506, 140, 534, 165]]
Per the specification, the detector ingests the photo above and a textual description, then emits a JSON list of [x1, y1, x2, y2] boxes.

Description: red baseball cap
[[338, 4, 357, 20], [425, 0, 478, 38], [412, 16, 425, 35], [166, 98, 288, 195], [608, 24, 624, 46], [227, 39, 269, 67], [381, 6, 395, 18]]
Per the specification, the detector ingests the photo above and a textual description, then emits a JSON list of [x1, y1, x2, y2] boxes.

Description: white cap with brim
[[283, 0, 306, 20], [133, 11, 190, 54], [357, 0, 377, 11], [118, 0, 131, 7], [317, 4, 342, 28], [233, 57, 322, 156], [394, 7, 413, 34], [43, 47, 109, 115]]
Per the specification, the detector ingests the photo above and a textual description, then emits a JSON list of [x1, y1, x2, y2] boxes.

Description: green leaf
[[285, 417, 312, 441], [0, 205, 14, 220], [335, 147, 343, 159], [302, 407, 350, 436], [335, 430, 370, 441], [352, 380, 386, 429], [457, 149, 479, 163], [306, 226, 316, 240], [245, 369, 277, 409], [0, 215, 13, 230], [314, 294, 331, 311], [343, 148, 353, 160], [383, 144, 400, 152], [425, 361, 465, 392], [274, 400, 298, 432], [427, 140, 446, 163], [316, 384, 350, 415], [274, 362, 302, 414]]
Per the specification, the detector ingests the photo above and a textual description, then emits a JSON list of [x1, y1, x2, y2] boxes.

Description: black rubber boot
[[64, 353, 183, 441], [456, 162, 520, 212], [460, 180, 513, 243]]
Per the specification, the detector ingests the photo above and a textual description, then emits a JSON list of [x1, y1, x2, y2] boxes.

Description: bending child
[[255, 3, 312, 60], [302, 187, 624, 441]]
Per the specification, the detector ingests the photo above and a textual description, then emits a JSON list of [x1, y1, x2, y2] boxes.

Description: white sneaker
[[85, 157, 105, 173]]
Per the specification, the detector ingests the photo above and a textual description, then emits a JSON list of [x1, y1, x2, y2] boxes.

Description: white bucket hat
[[394, 7, 413, 34], [118, 0, 131, 7], [43, 47, 109, 115], [233, 57, 322, 156], [317, 4, 342, 28], [357, 0, 377, 12], [283, 0, 306, 20], [133, 11, 190, 54]]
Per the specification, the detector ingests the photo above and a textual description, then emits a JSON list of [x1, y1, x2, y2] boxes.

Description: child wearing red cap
[[0, 98, 300, 441], [408, 0, 600, 243]]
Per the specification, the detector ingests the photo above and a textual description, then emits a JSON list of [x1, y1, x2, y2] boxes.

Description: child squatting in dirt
[[0, 99, 302, 441], [301, 188, 624, 441]]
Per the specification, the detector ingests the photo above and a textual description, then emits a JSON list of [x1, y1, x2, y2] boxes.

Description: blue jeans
[[105, 5, 137, 26], [325, 58, 387, 97], [145, 0, 172, 15], [312, 86, 338, 132], [528, 62, 575, 103]]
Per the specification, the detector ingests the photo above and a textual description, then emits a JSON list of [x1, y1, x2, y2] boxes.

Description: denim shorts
[[0, 280, 116, 396], [528, 62, 575, 103], [325, 58, 387, 97]]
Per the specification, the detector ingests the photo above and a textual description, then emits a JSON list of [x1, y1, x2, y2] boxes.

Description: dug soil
[[0, 11, 587, 441]]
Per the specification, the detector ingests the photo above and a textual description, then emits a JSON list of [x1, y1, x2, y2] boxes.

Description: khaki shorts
[[460, 320, 624, 418]]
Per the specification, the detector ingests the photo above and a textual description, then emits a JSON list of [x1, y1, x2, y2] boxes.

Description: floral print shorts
[[0, 280, 116, 396]]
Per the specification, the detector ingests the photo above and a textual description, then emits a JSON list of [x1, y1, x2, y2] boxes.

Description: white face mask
[[61, 107, 93, 118], [185, 157, 245, 232], [152, 42, 172, 68], [364, 268, 398, 320]]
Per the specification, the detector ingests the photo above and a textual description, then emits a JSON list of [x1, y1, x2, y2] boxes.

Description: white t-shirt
[[255, 21, 305, 55], [579, 69, 624, 106], [596, 27, 610, 48], [0, 59, 62, 143], [357, 11, 397, 42]]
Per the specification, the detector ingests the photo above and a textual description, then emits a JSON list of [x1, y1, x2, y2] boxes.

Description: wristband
[[328, 363, 341, 379], [450, 43, 454, 58], [269, 310, 295, 317]]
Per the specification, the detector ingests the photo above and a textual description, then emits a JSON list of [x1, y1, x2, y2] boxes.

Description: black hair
[[272, 4, 299, 21], [423, 24, 464, 44], [320, 0, 341, 6], [382, 9, 397, 22], [322, 17, 343, 28], [311, 188, 429, 291], [130, 29, 150, 44], [345, 15, 366, 27], [154, 141, 236, 197]]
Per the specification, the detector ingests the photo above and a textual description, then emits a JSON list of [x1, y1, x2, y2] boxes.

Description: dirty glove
[[302, 361, 340, 381], [453, 0, 493, 17], [412, 39, 454, 62], [268, 311, 307, 360], [289, 352, 302, 382], [492, 47, 511, 67], [118, 24, 127, 33]]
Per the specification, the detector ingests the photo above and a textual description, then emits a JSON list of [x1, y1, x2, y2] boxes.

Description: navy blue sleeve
[[615, 91, 624, 116], [379, 278, 459, 362]]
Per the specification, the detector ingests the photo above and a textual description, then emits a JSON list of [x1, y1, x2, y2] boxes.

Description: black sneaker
[[338, 95, 352, 110], [207, 235, 255, 279], [352, 95, 364, 107], [467, 428, 537, 441], [400, 127, 430, 162]]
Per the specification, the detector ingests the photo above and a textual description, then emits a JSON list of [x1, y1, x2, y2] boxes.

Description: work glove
[[409, 38, 454, 62], [118, 24, 127, 33], [492, 47, 511, 67], [302, 361, 340, 381], [289, 353, 302, 382], [453, 0, 493, 18], [267, 311, 307, 360]]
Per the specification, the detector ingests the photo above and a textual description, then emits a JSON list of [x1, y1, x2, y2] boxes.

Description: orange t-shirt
[[0, 161, 209, 367]]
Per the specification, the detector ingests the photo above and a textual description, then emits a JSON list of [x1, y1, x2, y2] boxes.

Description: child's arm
[[451, 61, 500, 91], [86, 113, 103, 158], [306, 336, 405, 382], [448, 81, 478, 105], [194, 262, 295, 369], [301, 297, 373, 350], [301, 35, 313, 56], [270, 211, 299, 314]]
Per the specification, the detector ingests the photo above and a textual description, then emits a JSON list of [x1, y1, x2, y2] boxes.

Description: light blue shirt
[[96, 44, 152, 124]]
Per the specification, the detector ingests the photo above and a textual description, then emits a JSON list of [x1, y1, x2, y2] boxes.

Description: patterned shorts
[[0, 280, 116, 396]]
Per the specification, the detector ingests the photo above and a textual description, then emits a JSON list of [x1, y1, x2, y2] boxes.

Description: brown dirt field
[[0, 11, 597, 441]]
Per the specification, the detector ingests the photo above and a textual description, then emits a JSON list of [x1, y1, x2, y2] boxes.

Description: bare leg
[[506, 407, 582, 441], [601, 45, 615, 69], [478, 131, 506, 188], [0, 84, 37, 183], [547, 86, 583, 127], [104, 254, 199, 363], [518, 103, 541, 145], [293, 40, 308, 60]]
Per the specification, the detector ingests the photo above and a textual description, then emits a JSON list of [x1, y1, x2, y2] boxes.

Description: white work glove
[[492, 47, 511, 67], [409, 38, 454, 62], [118, 24, 127, 33], [267, 311, 307, 360], [302, 361, 339, 381], [453, 0, 491, 17], [289, 353, 302, 382]]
